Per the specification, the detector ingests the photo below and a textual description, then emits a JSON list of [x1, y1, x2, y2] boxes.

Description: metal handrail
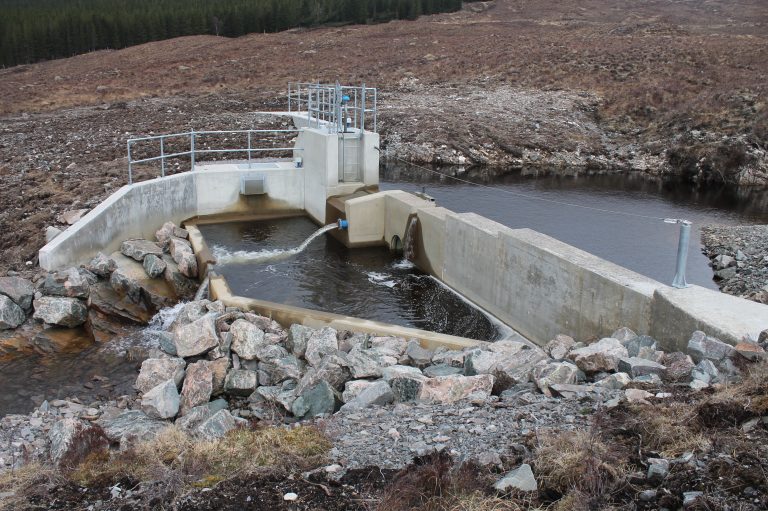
[[288, 82, 378, 133], [126, 129, 302, 184]]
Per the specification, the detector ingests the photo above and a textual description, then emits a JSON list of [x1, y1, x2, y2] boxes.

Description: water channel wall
[[39, 126, 380, 271], [342, 191, 768, 350]]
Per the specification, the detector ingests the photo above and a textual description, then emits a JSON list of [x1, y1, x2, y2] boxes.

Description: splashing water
[[403, 216, 419, 262], [213, 223, 339, 266]]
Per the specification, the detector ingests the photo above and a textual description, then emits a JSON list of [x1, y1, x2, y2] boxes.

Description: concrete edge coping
[[208, 275, 484, 352]]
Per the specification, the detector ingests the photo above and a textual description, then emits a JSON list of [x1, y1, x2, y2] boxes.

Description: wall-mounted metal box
[[240, 175, 265, 195]]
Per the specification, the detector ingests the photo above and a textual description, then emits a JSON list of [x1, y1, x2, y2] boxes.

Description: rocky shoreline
[[701, 224, 768, 304]]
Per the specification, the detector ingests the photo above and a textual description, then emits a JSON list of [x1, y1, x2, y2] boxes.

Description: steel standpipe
[[665, 218, 692, 289]]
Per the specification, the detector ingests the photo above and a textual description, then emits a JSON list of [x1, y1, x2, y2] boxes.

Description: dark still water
[[202, 217, 505, 342], [381, 164, 768, 289]]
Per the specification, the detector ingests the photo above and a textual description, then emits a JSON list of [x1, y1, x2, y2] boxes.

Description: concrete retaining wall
[[343, 191, 768, 349]]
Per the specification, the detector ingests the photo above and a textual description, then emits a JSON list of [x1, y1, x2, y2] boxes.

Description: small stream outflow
[[403, 216, 419, 262], [213, 223, 340, 266]]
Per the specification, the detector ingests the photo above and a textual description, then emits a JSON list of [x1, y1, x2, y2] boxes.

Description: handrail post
[[190, 129, 196, 171], [360, 82, 366, 133], [668, 219, 692, 289], [247, 131, 252, 168], [160, 136, 165, 177], [127, 140, 133, 184]]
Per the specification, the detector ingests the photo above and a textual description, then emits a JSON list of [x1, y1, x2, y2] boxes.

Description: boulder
[[568, 338, 628, 373], [175, 400, 228, 433], [623, 335, 658, 358], [611, 327, 637, 343], [295, 354, 351, 394], [85, 252, 117, 277], [156, 222, 188, 243], [162, 255, 198, 299], [465, 346, 546, 392], [33, 296, 88, 327], [49, 418, 108, 467], [143, 254, 167, 278], [417, 374, 494, 404], [120, 239, 163, 262], [687, 331, 734, 363], [340, 380, 394, 411], [38, 267, 90, 298], [56, 208, 89, 225], [533, 361, 579, 395], [196, 409, 246, 440], [733, 341, 766, 362], [180, 361, 214, 414], [431, 347, 465, 367], [617, 357, 666, 378], [546, 334, 576, 360], [549, 383, 597, 399], [170, 300, 210, 330], [135, 357, 186, 394], [370, 336, 408, 358], [594, 372, 631, 390], [141, 379, 180, 419], [494, 463, 537, 492], [403, 340, 433, 368], [305, 327, 339, 366], [292, 380, 341, 418], [174, 314, 219, 358], [0, 276, 35, 310], [224, 369, 258, 396], [256, 383, 297, 412], [88, 281, 153, 324], [208, 357, 231, 395], [260, 355, 303, 383], [286, 324, 314, 357], [230, 319, 267, 360], [342, 380, 376, 403], [346, 345, 394, 378], [383, 365, 427, 402], [169, 238, 198, 278], [97, 410, 167, 448], [110, 252, 177, 308], [713, 254, 735, 269], [691, 360, 719, 385], [0, 295, 26, 329], [647, 458, 669, 485], [661, 352, 695, 382], [423, 364, 463, 378]]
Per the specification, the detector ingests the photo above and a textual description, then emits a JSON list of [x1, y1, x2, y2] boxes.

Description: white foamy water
[[213, 223, 338, 266], [391, 259, 415, 270], [367, 271, 397, 288]]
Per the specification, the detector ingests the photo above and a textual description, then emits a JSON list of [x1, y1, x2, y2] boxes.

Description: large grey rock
[[39, 268, 90, 298], [230, 319, 267, 360], [0, 276, 35, 310], [594, 372, 631, 390], [286, 324, 314, 357], [33, 296, 88, 327], [342, 380, 376, 403], [57, 208, 89, 225], [305, 327, 339, 366], [196, 409, 246, 440], [156, 222, 188, 243], [97, 410, 167, 447], [135, 357, 186, 394], [143, 254, 167, 278], [713, 254, 735, 270], [174, 313, 219, 358], [418, 374, 494, 403], [170, 300, 210, 330], [661, 352, 695, 382], [346, 345, 395, 378], [260, 355, 303, 383], [465, 346, 547, 392], [49, 418, 107, 466], [208, 357, 231, 395], [292, 380, 341, 418], [623, 335, 658, 358], [647, 458, 669, 485], [175, 401, 228, 433], [423, 364, 463, 377], [109, 252, 177, 308], [0, 295, 26, 329], [533, 361, 579, 395], [546, 334, 576, 360], [340, 380, 394, 411], [180, 361, 214, 414], [295, 354, 351, 394], [256, 383, 297, 412], [687, 331, 734, 363], [169, 237, 198, 278], [370, 336, 408, 358], [568, 338, 628, 373], [383, 365, 427, 402], [224, 369, 258, 396], [403, 340, 433, 368], [431, 347, 465, 367], [162, 255, 198, 299], [85, 252, 117, 278], [618, 357, 666, 378], [120, 239, 163, 262], [141, 379, 180, 419], [494, 463, 538, 492], [611, 327, 637, 343], [691, 360, 719, 385]]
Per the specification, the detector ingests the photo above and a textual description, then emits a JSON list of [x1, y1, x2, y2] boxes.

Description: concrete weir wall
[[343, 191, 768, 350], [39, 126, 380, 271]]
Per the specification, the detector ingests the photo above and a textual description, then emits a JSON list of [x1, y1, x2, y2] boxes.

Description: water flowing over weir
[[403, 215, 419, 262], [213, 223, 339, 266]]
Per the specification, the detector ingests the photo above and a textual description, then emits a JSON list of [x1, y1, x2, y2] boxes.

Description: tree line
[[0, 0, 468, 68]]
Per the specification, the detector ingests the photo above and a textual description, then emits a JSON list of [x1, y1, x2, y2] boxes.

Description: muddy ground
[[0, 0, 767, 276]]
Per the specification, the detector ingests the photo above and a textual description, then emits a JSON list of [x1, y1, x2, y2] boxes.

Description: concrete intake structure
[[37, 89, 768, 351]]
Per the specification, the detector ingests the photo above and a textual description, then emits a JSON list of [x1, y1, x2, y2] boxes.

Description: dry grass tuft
[[629, 402, 711, 457], [534, 429, 626, 499], [0, 463, 62, 511]]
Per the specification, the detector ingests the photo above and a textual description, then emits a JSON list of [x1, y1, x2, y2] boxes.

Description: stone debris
[[56, 208, 90, 225], [494, 463, 538, 492]]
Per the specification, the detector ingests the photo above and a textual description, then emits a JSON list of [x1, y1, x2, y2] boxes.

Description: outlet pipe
[[665, 218, 692, 289]]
